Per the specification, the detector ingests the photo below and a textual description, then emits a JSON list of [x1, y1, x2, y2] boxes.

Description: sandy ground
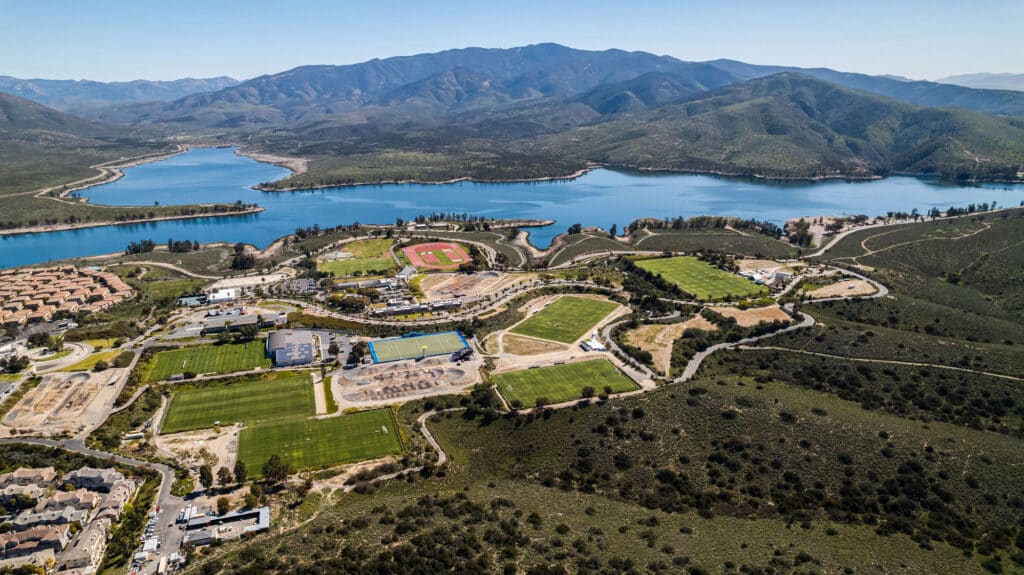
[[421, 271, 530, 300], [418, 273, 454, 295], [626, 324, 684, 375], [312, 373, 327, 415], [155, 426, 240, 471], [334, 356, 482, 408], [735, 259, 798, 274], [805, 279, 877, 298], [625, 315, 716, 375], [208, 268, 295, 291], [236, 149, 309, 177], [502, 334, 567, 356], [715, 305, 792, 326], [2, 369, 126, 436]]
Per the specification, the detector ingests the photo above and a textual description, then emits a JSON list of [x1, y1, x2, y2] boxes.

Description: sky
[[1, 0, 1021, 82]]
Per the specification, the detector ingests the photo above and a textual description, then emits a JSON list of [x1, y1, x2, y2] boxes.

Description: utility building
[[265, 330, 316, 367]]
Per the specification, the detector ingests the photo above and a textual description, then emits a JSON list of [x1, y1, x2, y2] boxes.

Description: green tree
[[216, 466, 233, 486], [262, 454, 292, 485], [233, 460, 248, 485], [199, 465, 213, 490], [216, 497, 231, 516], [243, 484, 264, 509]]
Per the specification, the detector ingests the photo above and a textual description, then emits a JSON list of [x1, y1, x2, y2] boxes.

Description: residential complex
[[0, 267, 134, 327]]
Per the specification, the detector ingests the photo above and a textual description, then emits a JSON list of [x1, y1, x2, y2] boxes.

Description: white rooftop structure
[[207, 288, 238, 304]]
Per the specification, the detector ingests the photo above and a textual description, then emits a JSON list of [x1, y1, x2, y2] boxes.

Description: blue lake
[[3, 146, 1024, 269]]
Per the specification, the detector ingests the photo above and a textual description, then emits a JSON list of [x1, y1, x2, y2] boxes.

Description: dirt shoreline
[[49, 145, 190, 201], [0, 207, 264, 237], [235, 148, 310, 178], [252, 165, 599, 192]]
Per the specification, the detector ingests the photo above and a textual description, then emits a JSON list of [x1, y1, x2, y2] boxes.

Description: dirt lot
[[625, 315, 716, 375], [2, 369, 126, 435], [335, 356, 481, 407], [805, 279, 877, 298], [154, 425, 240, 471], [422, 271, 533, 300], [503, 334, 567, 356], [715, 305, 792, 326]]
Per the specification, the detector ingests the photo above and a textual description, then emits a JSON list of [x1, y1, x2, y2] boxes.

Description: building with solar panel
[[265, 329, 316, 367]]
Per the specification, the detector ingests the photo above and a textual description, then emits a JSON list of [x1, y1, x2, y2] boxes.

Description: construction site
[[420, 271, 530, 300], [335, 356, 480, 406], [2, 369, 126, 435]]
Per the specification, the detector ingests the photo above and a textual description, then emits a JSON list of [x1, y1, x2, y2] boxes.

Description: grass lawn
[[238, 408, 403, 473], [634, 256, 767, 300], [318, 239, 396, 277], [161, 373, 315, 433], [145, 342, 270, 382], [60, 350, 122, 372], [493, 359, 636, 407], [84, 338, 120, 350], [510, 296, 618, 343]]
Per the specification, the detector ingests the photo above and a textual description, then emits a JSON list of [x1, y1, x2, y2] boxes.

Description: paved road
[[600, 318, 659, 383], [674, 311, 816, 383], [33, 342, 93, 373]]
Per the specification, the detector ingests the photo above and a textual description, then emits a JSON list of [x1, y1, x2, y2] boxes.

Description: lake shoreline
[[0, 206, 265, 238], [249, 158, 1024, 193], [5, 146, 1024, 270], [251, 165, 600, 192]]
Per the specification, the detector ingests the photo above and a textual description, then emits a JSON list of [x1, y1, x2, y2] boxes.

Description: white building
[[207, 288, 238, 304]]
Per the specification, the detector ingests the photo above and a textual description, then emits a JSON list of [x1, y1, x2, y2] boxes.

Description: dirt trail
[[748, 346, 1022, 382], [838, 220, 992, 267]]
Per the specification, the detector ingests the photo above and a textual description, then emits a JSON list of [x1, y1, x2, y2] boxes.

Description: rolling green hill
[[540, 73, 1024, 181]]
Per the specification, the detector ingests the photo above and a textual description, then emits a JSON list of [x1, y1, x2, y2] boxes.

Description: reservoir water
[[3, 146, 1024, 269]]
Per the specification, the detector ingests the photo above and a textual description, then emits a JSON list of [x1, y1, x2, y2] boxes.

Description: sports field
[[318, 239, 397, 277], [145, 342, 270, 382], [510, 296, 618, 343], [368, 331, 468, 363], [634, 256, 767, 300], [404, 242, 470, 270], [161, 373, 315, 433], [238, 408, 403, 473], [493, 359, 636, 407]]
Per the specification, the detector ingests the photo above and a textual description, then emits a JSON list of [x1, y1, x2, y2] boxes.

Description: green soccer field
[[369, 332, 467, 362], [510, 296, 619, 343], [318, 239, 396, 277], [493, 359, 636, 407], [161, 373, 315, 434], [238, 408, 403, 473], [634, 256, 768, 301], [145, 342, 270, 382]]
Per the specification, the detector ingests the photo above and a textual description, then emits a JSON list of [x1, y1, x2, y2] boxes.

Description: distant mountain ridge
[[938, 73, 1024, 92], [122, 44, 1024, 132], [0, 75, 240, 114], [2, 44, 1023, 188]]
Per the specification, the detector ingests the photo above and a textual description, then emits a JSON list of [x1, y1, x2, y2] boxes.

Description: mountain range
[[938, 72, 1024, 92], [2, 43, 1023, 191], [0, 75, 238, 116]]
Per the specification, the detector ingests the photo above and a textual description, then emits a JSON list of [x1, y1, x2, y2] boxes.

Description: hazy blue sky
[[1, 0, 1020, 82]]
